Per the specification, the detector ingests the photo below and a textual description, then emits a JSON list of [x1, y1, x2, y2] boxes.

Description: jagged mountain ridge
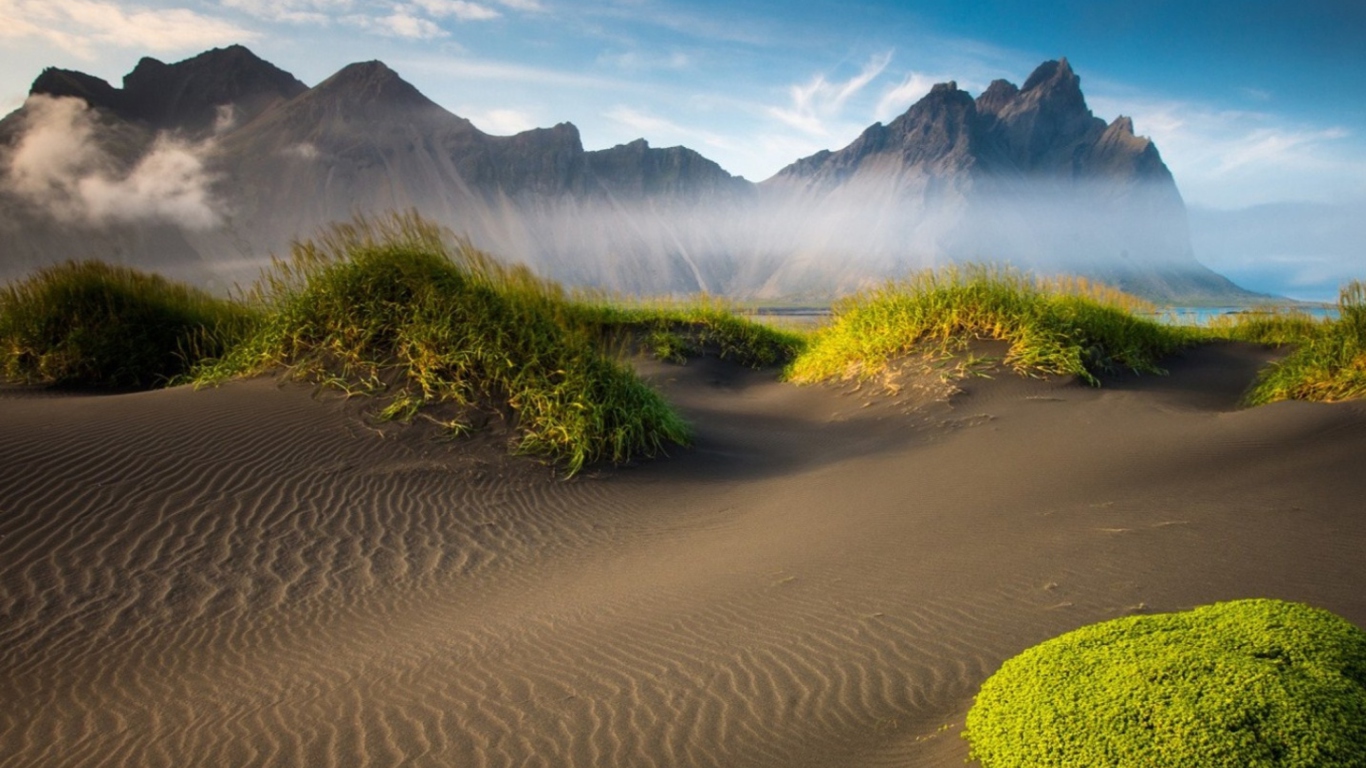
[[764, 58, 1245, 299], [1, 47, 1258, 301]]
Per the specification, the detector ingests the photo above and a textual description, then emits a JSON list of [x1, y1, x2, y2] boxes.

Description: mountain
[[31, 45, 307, 136], [765, 59, 1252, 300], [0, 48, 1259, 302]]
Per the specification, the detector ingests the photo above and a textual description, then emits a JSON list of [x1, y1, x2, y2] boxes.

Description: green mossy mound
[[194, 214, 690, 475], [965, 599, 1366, 768], [0, 260, 252, 389]]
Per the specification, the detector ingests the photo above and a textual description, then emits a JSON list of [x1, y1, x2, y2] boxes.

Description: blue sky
[[2, 0, 1363, 297]]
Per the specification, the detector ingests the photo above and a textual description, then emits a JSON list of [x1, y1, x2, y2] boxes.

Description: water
[[1146, 305, 1340, 326]]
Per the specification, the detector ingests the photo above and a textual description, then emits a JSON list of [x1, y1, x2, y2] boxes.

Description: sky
[[1, 0, 1363, 298]]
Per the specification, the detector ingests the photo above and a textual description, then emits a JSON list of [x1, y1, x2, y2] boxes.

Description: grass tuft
[[1226, 281, 1366, 404], [0, 260, 253, 389], [787, 265, 1191, 387], [194, 212, 689, 476], [964, 599, 1366, 768], [571, 294, 806, 369]]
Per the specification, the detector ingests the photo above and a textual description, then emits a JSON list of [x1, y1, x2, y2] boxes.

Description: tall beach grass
[[0, 260, 254, 388], [1223, 281, 1366, 404], [787, 266, 1193, 387], [193, 213, 690, 475], [571, 295, 806, 369]]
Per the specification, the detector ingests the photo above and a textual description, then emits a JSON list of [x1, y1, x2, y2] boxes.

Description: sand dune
[[3, 342, 1365, 767]]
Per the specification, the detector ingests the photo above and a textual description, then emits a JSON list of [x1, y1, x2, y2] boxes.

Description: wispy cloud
[[0, 0, 255, 58], [605, 105, 735, 152], [410, 0, 500, 21], [1090, 93, 1363, 207], [464, 107, 537, 134], [223, 0, 508, 37], [220, 0, 352, 25], [767, 51, 893, 136], [597, 49, 692, 72], [875, 71, 941, 122], [351, 9, 445, 38], [397, 54, 633, 91]]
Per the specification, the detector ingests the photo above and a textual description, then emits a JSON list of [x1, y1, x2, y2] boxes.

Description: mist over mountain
[[0, 47, 1259, 302]]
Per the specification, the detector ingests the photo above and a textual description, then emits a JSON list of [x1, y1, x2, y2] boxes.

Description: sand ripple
[[4, 352, 1366, 767]]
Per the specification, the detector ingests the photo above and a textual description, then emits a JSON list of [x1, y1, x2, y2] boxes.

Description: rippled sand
[[3, 343, 1365, 767]]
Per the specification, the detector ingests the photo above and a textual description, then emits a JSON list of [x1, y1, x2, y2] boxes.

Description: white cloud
[[397, 54, 630, 91], [5, 95, 220, 228], [604, 105, 735, 153], [0, 0, 255, 58], [465, 107, 536, 134], [221, 0, 353, 24], [605, 105, 682, 136], [1090, 93, 1365, 208], [766, 51, 892, 136], [598, 49, 692, 72], [410, 0, 499, 21], [350, 9, 445, 38], [875, 72, 940, 122], [494, 0, 542, 10]]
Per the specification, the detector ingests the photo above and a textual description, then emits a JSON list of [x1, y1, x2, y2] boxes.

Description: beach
[[3, 341, 1365, 767]]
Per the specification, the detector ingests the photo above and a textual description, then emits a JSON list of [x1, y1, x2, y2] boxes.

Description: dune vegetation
[[0, 259, 255, 389], [1212, 281, 1365, 404], [191, 215, 703, 475], [964, 599, 1366, 768], [785, 266, 1193, 387], [3, 212, 1365, 470]]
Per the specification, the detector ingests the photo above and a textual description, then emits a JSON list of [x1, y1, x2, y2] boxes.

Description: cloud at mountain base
[[4, 95, 220, 229]]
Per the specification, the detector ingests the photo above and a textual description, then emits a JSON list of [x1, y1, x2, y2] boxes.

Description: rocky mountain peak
[[118, 45, 306, 134], [27, 45, 304, 135], [1021, 57, 1077, 93], [312, 61, 432, 108], [975, 79, 1020, 117], [29, 68, 125, 111]]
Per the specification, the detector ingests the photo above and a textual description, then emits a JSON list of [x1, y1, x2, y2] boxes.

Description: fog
[[4, 95, 221, 230], [1189, 202, 1366, 303], [450, 175, 1205, 299], [0, 98, 1245, 302]]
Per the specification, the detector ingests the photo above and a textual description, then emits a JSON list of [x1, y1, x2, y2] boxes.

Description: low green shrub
[[787, 266, 1191, 386], [194, 213, 689, 475], [0, 260, 253, 388], [965, 599, 1366, 767]]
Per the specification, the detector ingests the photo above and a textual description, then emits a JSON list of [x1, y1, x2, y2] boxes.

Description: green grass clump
[[0, 260, 253, 388], [1201, 308, 1332, 348], [573, 296, 806, 369], [965, 599, 1366, 768], [193, 213, 689, 475], [787, 266, 1190, 386], [1233, 282, 1366, 404]]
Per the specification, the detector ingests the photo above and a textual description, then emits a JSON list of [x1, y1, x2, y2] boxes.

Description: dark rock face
[[30, 45, 306, 136], [586, 139, 753, 199], [774, 58, 1163, 188], [29, 68, 127, 113], [2, 50, 1259, 302]]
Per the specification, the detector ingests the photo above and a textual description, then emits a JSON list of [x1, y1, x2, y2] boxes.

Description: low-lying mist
[[1189, 202, 1366, 303], [3, 95, 221, 230]]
